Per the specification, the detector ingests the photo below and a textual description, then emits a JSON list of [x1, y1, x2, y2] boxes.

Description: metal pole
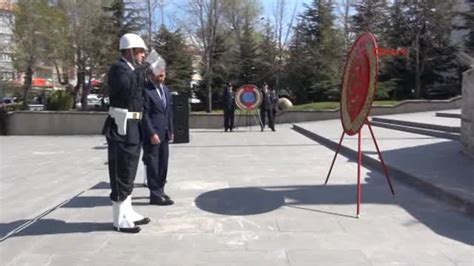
[[356, 129, 362, 218], [366, 119, 395, 196], [325, 131, 345, 184]]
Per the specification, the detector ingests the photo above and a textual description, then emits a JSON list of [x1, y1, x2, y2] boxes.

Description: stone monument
[[461, 68, 474, 158]]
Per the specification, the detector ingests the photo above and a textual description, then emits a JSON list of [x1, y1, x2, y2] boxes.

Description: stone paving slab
[[1, 124, 473, 265]]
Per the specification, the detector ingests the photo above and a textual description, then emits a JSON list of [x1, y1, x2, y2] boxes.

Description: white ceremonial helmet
[[119, 33, 148, 50]]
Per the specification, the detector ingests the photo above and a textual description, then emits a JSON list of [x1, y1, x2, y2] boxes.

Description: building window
[[0, 72, 14, 80], [0, 53, 11, 62]]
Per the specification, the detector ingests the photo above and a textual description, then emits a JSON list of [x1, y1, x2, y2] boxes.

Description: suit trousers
[[107, 138, 141, 202], [223, 108, 235, 130], [143, 141, 169, 198], [260, 108, 274, 129]]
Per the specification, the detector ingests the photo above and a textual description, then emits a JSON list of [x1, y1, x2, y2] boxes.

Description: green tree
[[285, 0, 344, 103], [255, 22, 278, 86], [12, 0, 55, 109], [238, 18, 259, 84], [351, 0, 390, 43], [384, 0, 461, 99], [153, 26, 194, 93]]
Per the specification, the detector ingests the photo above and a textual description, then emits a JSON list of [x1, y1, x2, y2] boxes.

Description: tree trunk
[[77, 67, 87, 111], [21, 65, 33, 110], [415, 30, 421, 99]]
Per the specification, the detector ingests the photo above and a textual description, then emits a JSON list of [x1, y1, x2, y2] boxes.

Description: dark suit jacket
[[142, 81, 174, 144], [222, 88, 235, 111], [102, 59, 145, 144], [260, 89, 272, 111]]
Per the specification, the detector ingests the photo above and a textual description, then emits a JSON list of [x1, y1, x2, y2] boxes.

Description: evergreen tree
[[238, 18, 259, 84], [384, 0, 461, 99], [255, 22, 278, 87], [153, 26, 194, 94], [351, 0, 390, 42], [103, 0, 145, 51], [285, 0, 344, 103]]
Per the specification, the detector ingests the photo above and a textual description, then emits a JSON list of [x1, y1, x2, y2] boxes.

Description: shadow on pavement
[[16, 219, 110, 237], [195, 171, 474, 245]]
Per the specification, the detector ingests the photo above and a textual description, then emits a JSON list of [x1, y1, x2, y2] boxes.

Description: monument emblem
[[325, 32, 405, 217], [340, 32, 378, 135], [235, 84, 262, 111]]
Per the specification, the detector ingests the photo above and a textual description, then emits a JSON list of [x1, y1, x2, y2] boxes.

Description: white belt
[[126, 112, 142, 120]]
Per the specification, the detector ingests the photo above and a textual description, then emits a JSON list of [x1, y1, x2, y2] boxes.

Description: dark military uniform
[[222, 86, 235, 131], [260, 88, 275, 131], [102, 58, 147, 202]]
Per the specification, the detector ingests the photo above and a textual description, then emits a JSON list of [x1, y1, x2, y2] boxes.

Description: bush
[[46, 90, 73, 111]]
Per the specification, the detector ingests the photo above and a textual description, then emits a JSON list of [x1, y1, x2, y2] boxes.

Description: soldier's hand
[[150, 134, 161, 145]]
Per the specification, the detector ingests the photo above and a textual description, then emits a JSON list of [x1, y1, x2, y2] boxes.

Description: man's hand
[[150, 134, 161, 145]]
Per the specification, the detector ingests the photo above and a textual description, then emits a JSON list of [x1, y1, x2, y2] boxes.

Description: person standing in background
[[260, 82, 275, 132], [222, 82, 236, 132], [269, 87, 279, 131]]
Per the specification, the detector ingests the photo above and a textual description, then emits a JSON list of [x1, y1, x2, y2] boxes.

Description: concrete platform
[[1, 125, 473, 265]]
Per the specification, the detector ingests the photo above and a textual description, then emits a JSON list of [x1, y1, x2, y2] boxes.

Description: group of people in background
[[222, 82, 279, 132], [102, 33, 174, 234]]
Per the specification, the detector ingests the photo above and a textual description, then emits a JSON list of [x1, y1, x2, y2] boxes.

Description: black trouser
[[260, 108, 274, 129], [107, 138, 141, 202], [143, 141, 169, 198], [223, 108, 235, 130]]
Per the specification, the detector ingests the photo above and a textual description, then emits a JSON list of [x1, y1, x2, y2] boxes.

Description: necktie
[[159, 85, 166, 108]]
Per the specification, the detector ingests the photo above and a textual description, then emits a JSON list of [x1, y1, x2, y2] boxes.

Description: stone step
[[435, 112, 462, 119], [369, 121, 460, 141], [371, 117, 460, 133]]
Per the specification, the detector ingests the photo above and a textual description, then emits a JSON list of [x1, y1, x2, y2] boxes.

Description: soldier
[[102, 33, 151, 233], [269, 87, 279, 131], [222, 82, 236, 132], [260, 82, 275, 132]]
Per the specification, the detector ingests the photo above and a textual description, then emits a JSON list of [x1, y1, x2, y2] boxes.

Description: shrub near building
[[46, 91, 73, 111]]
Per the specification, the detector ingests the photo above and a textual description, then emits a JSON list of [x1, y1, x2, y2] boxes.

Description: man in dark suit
[[102, 33, 151, 234], [222, 82, 235, 132], [260, 82, 275, 132], [142, 70, 174, 206]]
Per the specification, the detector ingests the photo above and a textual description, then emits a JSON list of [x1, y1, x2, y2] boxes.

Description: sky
[[154, 0, 314, 31]]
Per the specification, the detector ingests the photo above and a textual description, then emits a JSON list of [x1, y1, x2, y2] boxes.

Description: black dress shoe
[[134, 217, 151, 225], [150, 195, 174, 205], [113, 226, 141, 234]]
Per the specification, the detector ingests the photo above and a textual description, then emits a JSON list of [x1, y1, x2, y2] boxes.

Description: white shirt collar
[[121, 57, 135, 71]]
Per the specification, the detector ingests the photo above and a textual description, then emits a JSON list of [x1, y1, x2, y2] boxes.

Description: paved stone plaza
[[0, 115, 473, 265]]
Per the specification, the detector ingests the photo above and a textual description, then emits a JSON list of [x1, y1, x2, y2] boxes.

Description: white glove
[[144, 49, 166, 76]]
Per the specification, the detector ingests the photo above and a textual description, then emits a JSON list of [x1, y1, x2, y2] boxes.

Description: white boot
[[112, 200, 138, 232], [124, 195, 145, 222]]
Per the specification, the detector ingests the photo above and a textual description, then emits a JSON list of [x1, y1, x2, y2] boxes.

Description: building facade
[[0, 0, 14, 81]]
